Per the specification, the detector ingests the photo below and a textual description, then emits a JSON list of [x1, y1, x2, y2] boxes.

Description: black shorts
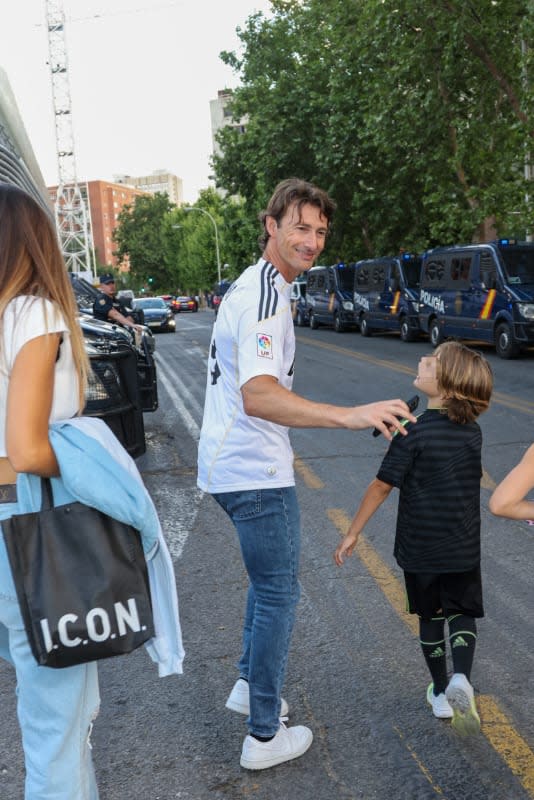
[[404, 567, 484, 620]]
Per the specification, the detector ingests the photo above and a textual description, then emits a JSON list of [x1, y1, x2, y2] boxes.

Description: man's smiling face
[[264, 202, 328, 281]]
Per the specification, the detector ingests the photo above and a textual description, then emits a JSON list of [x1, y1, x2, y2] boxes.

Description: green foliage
[[164, 189, 222, 292], [115, 2, 534, 290], [213, 0, 534, 257], [161, 188, 264, 292], [114, 0, 534, 292], [113, 193, 174, 291]]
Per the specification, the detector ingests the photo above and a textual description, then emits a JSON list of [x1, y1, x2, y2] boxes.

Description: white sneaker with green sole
[[445, 673, 481, 736]]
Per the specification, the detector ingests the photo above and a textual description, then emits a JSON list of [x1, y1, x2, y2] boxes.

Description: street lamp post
[[184, 207, 221, 285]]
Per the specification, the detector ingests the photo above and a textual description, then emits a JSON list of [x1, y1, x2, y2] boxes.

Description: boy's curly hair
[[435, 341, 493, 424]]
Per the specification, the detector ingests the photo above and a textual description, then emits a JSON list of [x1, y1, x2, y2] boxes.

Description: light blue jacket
[[16, 416, 184, 677]]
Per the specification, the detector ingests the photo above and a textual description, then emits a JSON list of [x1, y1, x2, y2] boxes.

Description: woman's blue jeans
[[0, 500, 100, 799], [213, 487, 301, 737]]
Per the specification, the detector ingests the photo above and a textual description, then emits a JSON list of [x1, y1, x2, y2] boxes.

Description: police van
[[353, 253, 422, 341], [306, 263, 357, 332], [290, 277, 309, 326], [418, 239, 534, 358]]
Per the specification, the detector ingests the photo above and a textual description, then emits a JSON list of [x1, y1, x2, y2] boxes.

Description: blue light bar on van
[[498, 238, 516, 246], [401, 253, 413, 260]]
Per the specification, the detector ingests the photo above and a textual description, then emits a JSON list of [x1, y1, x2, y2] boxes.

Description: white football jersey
[[197, 259, 296, 493]]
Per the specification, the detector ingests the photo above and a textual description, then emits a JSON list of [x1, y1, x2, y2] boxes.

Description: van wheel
[[495, 322, 520, 359], [429, 319, 444, 348], [359, 314, 371, 337], [296, 310, 305, 327], [309, 311, 319, 330], [400, 317, 416, 342], [334, 313, 345, 333]]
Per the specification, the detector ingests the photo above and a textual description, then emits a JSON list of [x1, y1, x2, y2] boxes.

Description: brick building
[[48, 179, 147, 269]]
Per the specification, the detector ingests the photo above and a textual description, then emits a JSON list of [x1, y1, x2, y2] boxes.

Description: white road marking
[[158, 486, 204, 560], [154, 354, 201, 440], [151, 353, 207, 561]]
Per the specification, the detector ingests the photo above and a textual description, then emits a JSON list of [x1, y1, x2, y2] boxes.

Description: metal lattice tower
[[44, 0, 94, 276]]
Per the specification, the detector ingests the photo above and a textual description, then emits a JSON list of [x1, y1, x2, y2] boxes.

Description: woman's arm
[[6, 333, 61, 476], [489, 443, 534, 520]]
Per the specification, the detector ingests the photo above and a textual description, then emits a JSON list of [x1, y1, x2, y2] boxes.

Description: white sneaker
[[426, 682, 453, 719], [225, 678, 289, 717], [445, 673, 481, 736], [240, 720, 313, 770]]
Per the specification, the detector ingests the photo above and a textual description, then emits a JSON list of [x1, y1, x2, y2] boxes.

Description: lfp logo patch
[[256, 333, 273, 359]]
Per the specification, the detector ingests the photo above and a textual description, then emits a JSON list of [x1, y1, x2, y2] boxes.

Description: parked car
[[353, 253, 422, 341], [174, 295, 198, 312], [418, 239, 534, 358], [159, 294, 175, 311], [78, 313, 158, 414], [306, 263, 358, 332], [290, 278, 309, 326], [132, 297, 176, 332], [82, 334, 147, 458], [69, 273, 158, 415]]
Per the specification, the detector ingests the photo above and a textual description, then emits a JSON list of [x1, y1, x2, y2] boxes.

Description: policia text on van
[[417, 239, 534, 358]]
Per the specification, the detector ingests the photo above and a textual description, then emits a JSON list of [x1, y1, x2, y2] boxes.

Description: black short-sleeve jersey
[[376, 409, 483, 573]]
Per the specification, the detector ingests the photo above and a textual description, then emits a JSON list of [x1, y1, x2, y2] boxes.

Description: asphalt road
[[1, 310, 533, 800]]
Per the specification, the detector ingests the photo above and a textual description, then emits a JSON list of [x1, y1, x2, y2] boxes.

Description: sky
[[0, 0, 272, 202]]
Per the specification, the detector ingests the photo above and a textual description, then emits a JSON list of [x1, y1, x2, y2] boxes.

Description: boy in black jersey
[[335, 342, 493, 735]]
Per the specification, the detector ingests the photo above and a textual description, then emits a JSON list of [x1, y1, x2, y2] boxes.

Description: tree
[[113, 193, 175, 291], [163, 189, 261, 292], [163, 189, 223, 292], [213, 0, 534, 256], [220, 196, 262, 279]]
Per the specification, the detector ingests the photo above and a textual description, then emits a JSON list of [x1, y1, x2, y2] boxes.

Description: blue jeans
[[0, 500, 100, 799], [213, 487, 301, 737]]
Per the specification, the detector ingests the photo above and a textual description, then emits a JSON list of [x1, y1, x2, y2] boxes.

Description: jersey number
[[210, 340, 220, 385]]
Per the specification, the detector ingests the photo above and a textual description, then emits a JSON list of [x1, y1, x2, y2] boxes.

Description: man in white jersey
[[197, 178, 416, 770]]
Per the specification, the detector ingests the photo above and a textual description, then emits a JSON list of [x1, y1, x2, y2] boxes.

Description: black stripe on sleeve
[[258, 262, 280, 321]]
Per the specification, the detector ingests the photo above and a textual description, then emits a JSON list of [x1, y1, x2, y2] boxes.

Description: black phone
[[372, 394, 419, 437]]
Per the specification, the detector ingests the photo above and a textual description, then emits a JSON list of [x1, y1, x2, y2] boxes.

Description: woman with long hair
[[0, 183, 99, 798]]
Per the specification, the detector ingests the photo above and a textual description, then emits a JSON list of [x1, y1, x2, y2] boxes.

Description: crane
[[44, 0, 94, 279]]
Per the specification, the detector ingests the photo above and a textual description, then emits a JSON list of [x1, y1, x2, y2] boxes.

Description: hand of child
[[334, 531, 360, 566]]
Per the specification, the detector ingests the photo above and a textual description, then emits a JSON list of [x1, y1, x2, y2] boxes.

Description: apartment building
[[209, 89, 247, 159], [114, 169, 183, 206]]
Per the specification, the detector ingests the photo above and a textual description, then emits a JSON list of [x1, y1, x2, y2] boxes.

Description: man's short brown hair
[[258, 178, 336, 250]]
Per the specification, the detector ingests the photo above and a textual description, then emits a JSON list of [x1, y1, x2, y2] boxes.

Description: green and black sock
[[420, 616, 448, 695], [448, 614, 477, 680]]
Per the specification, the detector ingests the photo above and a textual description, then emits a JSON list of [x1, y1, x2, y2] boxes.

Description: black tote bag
[[2, 478, 154, 668]]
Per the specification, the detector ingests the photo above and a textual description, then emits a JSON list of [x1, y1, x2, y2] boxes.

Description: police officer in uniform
[[93, 273, 142, 329]]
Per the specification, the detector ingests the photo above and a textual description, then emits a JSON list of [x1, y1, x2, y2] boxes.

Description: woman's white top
[[0, 295, 79, 457]]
